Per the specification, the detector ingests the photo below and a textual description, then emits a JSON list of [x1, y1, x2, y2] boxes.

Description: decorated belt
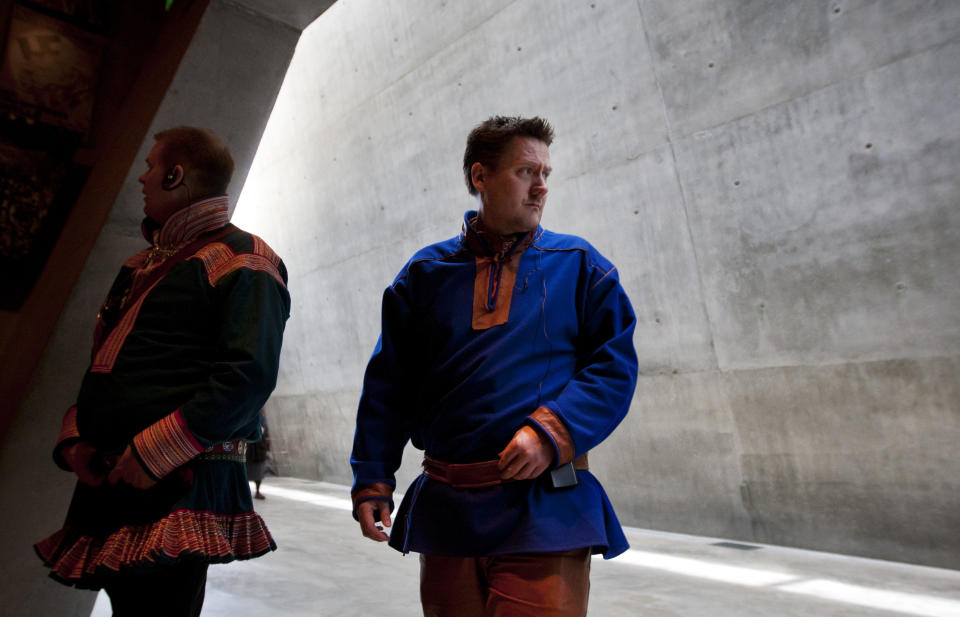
[[198, 439, 247, 462], [423, 453, 588, 489]]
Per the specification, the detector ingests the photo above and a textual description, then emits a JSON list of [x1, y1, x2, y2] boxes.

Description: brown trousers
[[420, 548, 592, 617]]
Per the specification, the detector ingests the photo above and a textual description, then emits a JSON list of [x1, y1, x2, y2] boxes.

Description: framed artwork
[[0, 140, 89, 310], [0, 3, 105, 137]]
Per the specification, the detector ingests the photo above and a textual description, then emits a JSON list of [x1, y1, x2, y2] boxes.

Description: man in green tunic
[[35, 127, 291, 617]]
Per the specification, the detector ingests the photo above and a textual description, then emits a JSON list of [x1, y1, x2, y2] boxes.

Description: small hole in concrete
[[865, 143, 872, 149], [708, 63, 715, 68], [612, 105, 618, 110], [734, 180, 740, 186]]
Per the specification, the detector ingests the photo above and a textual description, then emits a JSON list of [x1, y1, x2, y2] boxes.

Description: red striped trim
[[211, 254, 286, 287], [92, 229, 283, 375], [57, 406, 80, 444], [132, 410, 204, 479], [122, 248, 152, 269], [193, 241, 235, 276], [89, 277, 163, 373], [35, 509, 275, 582], [156, 196, 230, 247], [193, 235, 286, 288]]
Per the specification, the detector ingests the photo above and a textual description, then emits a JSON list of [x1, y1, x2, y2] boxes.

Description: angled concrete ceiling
[[229, 0, 338, 31]]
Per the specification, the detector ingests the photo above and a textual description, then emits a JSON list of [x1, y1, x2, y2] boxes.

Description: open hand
[[357, 500, 391, 542]]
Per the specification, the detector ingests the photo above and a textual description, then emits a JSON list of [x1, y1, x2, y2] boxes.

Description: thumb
[[380, 505, 392, 528]]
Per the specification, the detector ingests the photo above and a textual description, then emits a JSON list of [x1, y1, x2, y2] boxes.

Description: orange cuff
[[352, 482, 393, 504], [528, 406, 576, 466], [351, 482, 394, 521]]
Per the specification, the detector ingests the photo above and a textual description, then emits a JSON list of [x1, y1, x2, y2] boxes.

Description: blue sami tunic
[[351, 211, 638, 558]]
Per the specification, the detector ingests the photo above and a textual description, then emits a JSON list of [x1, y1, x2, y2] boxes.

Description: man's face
[[138, 141, 183, 225], [473, 136, 551, 235]]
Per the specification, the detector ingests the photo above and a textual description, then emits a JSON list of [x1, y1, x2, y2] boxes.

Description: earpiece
[[162, 165, 182, 190]]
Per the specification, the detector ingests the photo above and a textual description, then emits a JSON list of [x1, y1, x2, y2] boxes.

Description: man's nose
[[531, 173, 548, 194]]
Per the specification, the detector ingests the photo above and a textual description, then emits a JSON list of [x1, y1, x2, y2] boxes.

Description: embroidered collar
[[460, 210, 537, 258], [138, 196, 230, 269], [141, 195, 231, 250]]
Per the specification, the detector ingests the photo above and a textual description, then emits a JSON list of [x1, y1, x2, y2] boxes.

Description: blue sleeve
[[543, 257, 638, 456], [350, 279, 415, 492]]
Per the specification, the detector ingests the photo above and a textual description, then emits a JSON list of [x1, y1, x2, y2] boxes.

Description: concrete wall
[[235, 0, 960, 569], [0, 2, 310, 614]]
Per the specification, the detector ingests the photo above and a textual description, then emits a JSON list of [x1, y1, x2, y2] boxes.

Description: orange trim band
[[528, 406, 576, 466], [471, 255, 521, 330]]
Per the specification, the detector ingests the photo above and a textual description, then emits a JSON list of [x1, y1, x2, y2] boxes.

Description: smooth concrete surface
[[82, 476, 960, 617], [0, 3, 331, 616], [233, 0, 960, 568]]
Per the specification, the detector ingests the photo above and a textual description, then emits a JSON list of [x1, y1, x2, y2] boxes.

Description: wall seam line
[[633, 0, 722, 373]]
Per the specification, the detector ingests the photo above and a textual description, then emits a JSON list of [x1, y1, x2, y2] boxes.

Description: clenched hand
[[107, 445, 157, 489], [498, 425, 554, 481]]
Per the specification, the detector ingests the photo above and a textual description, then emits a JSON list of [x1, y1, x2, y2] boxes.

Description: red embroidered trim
[[193, 242, 234, 276], [123, 248, 151, 269], [35, 509, 275, 582], [132, 410, 204, 479], [92, 233, 283, 374], [213, 254, 286, 287], [57, 406, 80, 444], [90, 277, 164, 374], [194, 236, 286, 288], [157, 197, 230, 247]]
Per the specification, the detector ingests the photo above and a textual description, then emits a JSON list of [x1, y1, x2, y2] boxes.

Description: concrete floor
[[90, 476, 960, 617]]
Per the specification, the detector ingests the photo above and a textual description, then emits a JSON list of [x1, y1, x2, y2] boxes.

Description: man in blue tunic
[[351, 116, 638, 616]]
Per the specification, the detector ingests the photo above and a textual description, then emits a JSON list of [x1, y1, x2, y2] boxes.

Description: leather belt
[[423, 453, 588, 489]]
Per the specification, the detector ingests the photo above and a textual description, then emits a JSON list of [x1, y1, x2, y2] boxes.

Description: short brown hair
[[154, 126, 234, 198], [462, 116, 554, 195]]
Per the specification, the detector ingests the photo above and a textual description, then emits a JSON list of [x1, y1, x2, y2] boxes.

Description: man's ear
[[470, 162, 485, 193], [162, 164, 184, 190]]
